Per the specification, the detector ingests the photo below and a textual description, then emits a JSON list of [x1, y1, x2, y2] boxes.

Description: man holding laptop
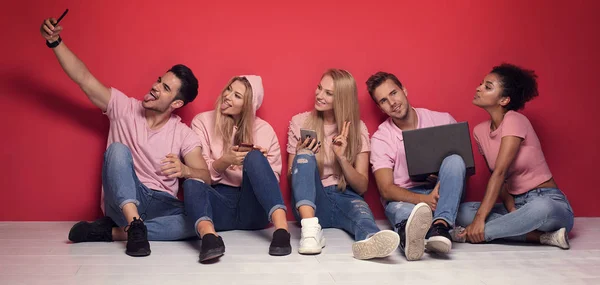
[[366, 72, 469, 261]]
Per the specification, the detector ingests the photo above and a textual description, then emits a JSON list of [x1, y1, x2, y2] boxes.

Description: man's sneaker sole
[[126, 248, 151, 257], [352, 230, 400, 260], [425, 236, 452, 254], [404, 203, 433, 261], [298, 237, 326, 255]]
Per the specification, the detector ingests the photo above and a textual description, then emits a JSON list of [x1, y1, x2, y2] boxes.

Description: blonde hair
[[214, 77, 255, 151], [304, 69, 361, 190]]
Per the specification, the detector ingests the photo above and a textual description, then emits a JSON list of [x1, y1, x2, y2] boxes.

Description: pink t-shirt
[[287, 112, 371, 188], [191, 110, 282, 187], [102, 88, 202, 203], [473, 111, 552, 195], [370, 108, 456, 190]]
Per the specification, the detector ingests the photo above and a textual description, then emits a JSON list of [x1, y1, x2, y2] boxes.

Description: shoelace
[[124, 217, 146, 242]]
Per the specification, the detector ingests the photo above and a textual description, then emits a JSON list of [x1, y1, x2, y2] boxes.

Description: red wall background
[[1, 0, 598, 221]]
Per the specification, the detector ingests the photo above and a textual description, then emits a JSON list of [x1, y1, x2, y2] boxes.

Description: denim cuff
[[433, 216, 453, 228], [295, 200, 316, 211], [118, 199, 140, 209], [194, 216, 213, 237], [267, 205, 288, 222], [186, 178, 206, 184]]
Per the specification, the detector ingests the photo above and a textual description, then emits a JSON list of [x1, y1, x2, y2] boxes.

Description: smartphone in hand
[[300, 129, 318, 141], [237, 143, 254, 152]]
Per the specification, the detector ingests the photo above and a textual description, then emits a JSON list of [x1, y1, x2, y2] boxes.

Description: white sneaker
[[298, 217, 326, 254], [400, 203, 433, 261], [352, 230, 400, 260], [540, 228, 570, 249]]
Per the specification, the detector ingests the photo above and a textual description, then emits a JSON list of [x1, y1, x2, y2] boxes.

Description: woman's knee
[[527, 197, 574, 232], [523, 197, 556, 219]]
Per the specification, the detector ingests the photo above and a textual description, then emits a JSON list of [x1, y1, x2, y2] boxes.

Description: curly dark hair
[[491, 63, 539, 111]]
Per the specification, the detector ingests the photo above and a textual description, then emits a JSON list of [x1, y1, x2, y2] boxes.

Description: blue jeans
[[184, 150, 287, 235], [291, 152, 381, 241], [102, 143, 196, 241], [384, 154, 466, 231], [456, 188, 574, 242]]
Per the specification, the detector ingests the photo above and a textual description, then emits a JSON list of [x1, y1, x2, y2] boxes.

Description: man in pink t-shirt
[[366, 72, 467, 260], [40, 17, 210, 257]]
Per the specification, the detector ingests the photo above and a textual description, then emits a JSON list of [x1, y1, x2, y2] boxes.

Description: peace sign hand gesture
[[332, 121, 350, 160]]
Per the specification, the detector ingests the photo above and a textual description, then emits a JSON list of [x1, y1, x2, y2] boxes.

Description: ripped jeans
[[291, 151, 381, 241]]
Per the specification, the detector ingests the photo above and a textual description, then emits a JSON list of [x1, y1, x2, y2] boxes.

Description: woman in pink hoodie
[[287, 69, 400, 260], [183, 75, 291, 263]]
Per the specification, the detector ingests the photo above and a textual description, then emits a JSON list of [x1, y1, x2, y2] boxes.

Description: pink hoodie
[[191, 75, 282, 187]]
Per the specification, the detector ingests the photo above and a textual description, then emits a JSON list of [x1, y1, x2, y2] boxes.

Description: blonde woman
[[184, 75, 291, 263], [287, 69, 399, 259]]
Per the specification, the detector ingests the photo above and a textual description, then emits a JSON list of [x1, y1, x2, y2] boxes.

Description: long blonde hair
[[214, 77, 255, 151], [304, 69, 362, 190]]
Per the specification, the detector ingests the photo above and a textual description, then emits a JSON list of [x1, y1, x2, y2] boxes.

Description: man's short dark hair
[[168, 64, 198, 106], [366, 72, 404, 102]]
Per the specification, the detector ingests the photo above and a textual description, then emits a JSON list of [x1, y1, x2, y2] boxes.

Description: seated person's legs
[[69, 143, 150, 257], [425, 154, 467, 253], [184, 179, 248, 262], [291, 150, 328, 255], [331, 188, 400, 260], [237, 150, 291, 256], [456, 189, 573, 249]]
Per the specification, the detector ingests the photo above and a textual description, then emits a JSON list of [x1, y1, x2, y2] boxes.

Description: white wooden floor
[[1, 218, 599, 285]]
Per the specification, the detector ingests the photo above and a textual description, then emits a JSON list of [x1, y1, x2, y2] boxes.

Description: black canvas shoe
[[200, 233, 225, 262], [269, 228, 292, 256], [425, 222, 452, 254]]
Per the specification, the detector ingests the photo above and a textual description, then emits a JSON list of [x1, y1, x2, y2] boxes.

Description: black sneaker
[[269, 229, 292, 256], [68, 216, 116, 243], [200, 233, 225, 263], [425, 222, 452, 254], [395, 202, 432, 261], [125, 217, 151, 257]]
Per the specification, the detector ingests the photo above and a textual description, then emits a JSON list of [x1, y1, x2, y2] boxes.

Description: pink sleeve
[[286, 117, 301, 154], [502, 112, 528, 139], [191, 115, 223, 183], [359, 121, 371, 153], [370, 130, 395, 172], [473, 131, 484, 155], [447, 113, 458, 124], [179, 127, 203, 158], [104, 88, 134, 120]]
